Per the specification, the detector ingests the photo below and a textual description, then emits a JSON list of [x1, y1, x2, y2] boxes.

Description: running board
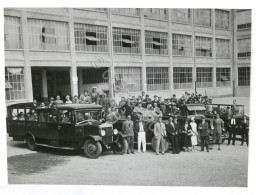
[[36, 143, 78, 150]]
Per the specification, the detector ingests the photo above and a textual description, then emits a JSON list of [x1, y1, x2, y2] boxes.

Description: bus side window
[[28, 109, 37, 121], [59, 110, 71, 123], [38, 110, 46, 122], [48, 109, 57, 122], [11, 109, 18, 120], [17, 109, 25, 121]]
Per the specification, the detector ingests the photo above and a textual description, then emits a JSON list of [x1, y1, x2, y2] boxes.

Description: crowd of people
[[29, 87, 249, 155]]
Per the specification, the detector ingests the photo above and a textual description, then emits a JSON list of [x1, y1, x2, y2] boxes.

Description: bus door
[[57, 109, 75, 146]]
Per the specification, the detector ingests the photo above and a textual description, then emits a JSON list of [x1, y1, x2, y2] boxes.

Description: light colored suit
[[154, 122, 167, 154]]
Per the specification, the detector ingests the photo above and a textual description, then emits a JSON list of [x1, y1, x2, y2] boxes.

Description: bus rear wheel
[[26, 134, 37, 151]]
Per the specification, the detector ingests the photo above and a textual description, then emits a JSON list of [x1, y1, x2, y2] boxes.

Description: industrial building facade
[[4, 8, 251, 104]]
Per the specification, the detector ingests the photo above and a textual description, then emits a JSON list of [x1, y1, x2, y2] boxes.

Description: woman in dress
[[188, 117, 198, 151], [180, 120, 192, 152]]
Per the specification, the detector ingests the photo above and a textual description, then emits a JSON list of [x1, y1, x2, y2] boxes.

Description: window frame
[[146, 67, 169, 91], [145, 31, 168, 55], [195, 36, 213, 57], [216, 68, 231, 87], [173, 67, 193, 89], [238, 67, 250, 86], [172, 33, 192, 57], [196, 68, 213, 88]]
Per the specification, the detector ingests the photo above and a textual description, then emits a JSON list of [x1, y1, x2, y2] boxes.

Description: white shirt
[[231, 118, 236, 125], [139, 122, 144, 132]]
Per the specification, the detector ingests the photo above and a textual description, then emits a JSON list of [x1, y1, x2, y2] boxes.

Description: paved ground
[[7, 136, 248, 186], [6, 97, 250, 186]]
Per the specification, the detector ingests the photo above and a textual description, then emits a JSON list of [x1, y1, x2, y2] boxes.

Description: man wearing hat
[[198, 116, 210, 152], [90, 87, 99, 104], [166, 116, 180, 154]]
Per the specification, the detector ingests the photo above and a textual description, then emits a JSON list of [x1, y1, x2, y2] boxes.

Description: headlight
[[113, 129, 118, 135], [101, 130, 106, 136]]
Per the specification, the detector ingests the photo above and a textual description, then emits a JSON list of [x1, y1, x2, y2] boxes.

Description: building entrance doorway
[[32, 67, 71, 103], [77, 67, 110, 96]]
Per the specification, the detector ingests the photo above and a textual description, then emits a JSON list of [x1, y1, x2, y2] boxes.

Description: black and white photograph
[[1, 1, 256, 195]]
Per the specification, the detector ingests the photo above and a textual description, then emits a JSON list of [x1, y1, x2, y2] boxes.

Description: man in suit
[[135, 117, 147, 153], [154, 117, 167, 155], [240, 115, 249, 146], [213, 114, 225, 150], [228, 114, 238, 145], [198, 116, 210, 152], [122, 115, 135, 154], [166, 116, 180, 154]]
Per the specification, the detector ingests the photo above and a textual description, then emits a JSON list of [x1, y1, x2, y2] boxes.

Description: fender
[[86, 135, 102, 142]]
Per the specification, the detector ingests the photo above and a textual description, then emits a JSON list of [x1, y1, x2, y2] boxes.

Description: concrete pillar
[[68, 8, 78, 98], [78, 69, 83, 95], [41, 69, 48, 102], [212, 9, 217, 96], [21, 10, 33, 102], [108, 9, 115, 98], [192, 9, 197, 94], [52, 72, 57, 97], [140, 9, 147, 93], [168, 9, 173, 97], [232, 10, 237, 97]]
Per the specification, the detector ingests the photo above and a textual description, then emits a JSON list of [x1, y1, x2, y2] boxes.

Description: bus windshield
[[75, 110, 101, 124]]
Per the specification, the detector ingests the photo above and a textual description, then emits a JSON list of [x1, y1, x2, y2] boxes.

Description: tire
[[113, 136, 128, 155], [26, 134, 37, 151], [151, 137, 169, 152], [83, 139, 102, 159]]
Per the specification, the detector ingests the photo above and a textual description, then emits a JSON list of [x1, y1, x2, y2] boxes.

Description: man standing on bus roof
[[80, 90, 92, 104], [90, 87, 99, 104]]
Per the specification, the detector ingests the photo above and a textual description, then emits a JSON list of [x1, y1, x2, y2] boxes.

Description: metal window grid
[[146, 67, 169, 91], [237, 39, 251, 58], [28, 18, 70, 51], [74, 23, 108, 52], [5, 67, 25, 101], [113, 27, 141, 54], [173, 67, 193, 89], [114, 67, 142, 93], [144, 8, 168, 20], [195, 36, 212, 57], [194, 9, 212, 27], [171, 9, 191, 24], [145, 31, 168, 55], [4, 16, 23, 49], [196, 68, 213, 88], [238, 67, 250, 86], [216, 68, 231, 87], [215, 9, 230, 29], [216, 38, 230, 58], [172, 33, 192, 56], [111, 8, 140, 16], [237, 10, 251, 29]]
